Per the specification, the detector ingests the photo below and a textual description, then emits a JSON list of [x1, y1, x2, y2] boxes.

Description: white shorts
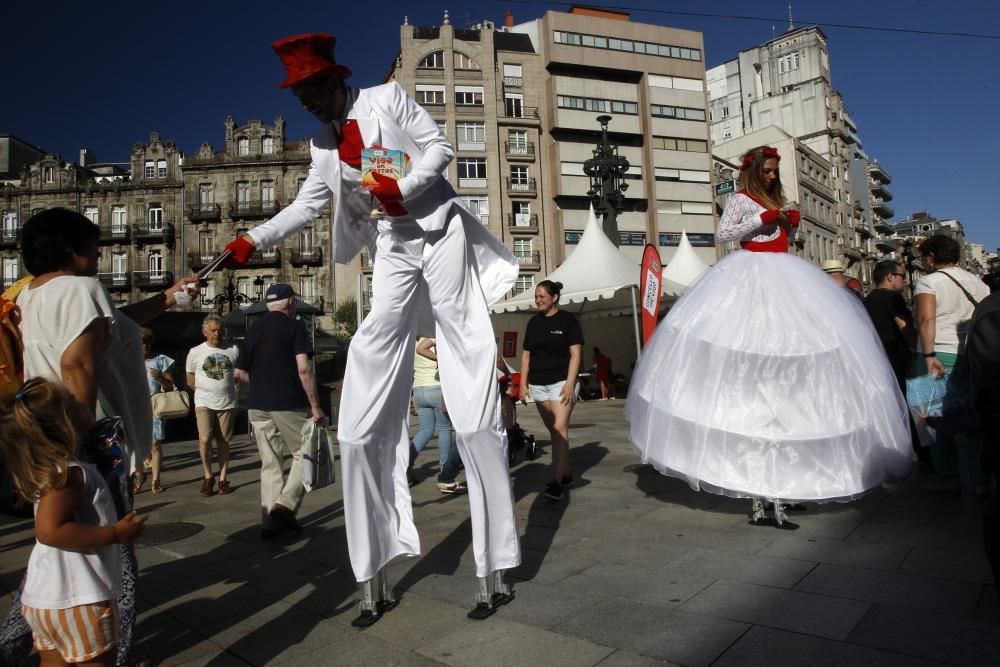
[[528, 381, 578, 403]]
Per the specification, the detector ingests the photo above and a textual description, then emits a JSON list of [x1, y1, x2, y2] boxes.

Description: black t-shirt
[[863, 288, 915, 378], [523, 309, 584, 385], [236, 312, 313, 411]]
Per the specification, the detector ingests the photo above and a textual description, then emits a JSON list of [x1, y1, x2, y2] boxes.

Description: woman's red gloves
[[760, 209, 782, 225], [369, 172, 407, 217], [785, 209, 801, 226], [223, 236, 256, 267]]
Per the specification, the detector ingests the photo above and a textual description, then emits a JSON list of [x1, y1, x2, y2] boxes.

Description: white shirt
[[186, 342, 239, 410], [17, 276, 151, 465], [22, 462, 122, 609], [914, 267, 990, 354]]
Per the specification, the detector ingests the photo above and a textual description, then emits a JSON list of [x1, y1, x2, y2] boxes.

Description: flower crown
[[740, 147, 780, 170]]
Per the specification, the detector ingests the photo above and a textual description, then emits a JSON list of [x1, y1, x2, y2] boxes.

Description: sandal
[[132, 470, 147, 494], [218, 480, 231, 495], [200, 477, 215, 497], [151, 479, 163, 494]]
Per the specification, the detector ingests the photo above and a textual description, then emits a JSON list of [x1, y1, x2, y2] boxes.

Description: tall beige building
[[388, 6, 715, 296]]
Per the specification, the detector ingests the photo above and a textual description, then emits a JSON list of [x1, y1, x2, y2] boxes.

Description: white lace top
[[717, 193, 781, 245]]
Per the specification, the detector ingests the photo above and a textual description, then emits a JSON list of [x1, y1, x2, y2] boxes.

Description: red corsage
[[740, 146, 780, 170]]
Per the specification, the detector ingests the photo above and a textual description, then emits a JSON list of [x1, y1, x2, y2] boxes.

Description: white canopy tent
[[491, 205, 713, 362], [492, 206, 645, 356]]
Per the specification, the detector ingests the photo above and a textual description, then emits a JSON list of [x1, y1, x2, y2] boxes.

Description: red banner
[[640, 244, 663, 347]]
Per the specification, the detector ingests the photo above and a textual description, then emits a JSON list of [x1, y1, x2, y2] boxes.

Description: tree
[[333, 297, 359, 337]]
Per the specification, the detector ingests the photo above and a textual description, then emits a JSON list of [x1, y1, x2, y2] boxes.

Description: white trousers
[[338, 217, 521, 581]]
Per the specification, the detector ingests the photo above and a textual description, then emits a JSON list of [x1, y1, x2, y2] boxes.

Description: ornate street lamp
[[583, 115, 630, 246], [200, 272, 265, 312]]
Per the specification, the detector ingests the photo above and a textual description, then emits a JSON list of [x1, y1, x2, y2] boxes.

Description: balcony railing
[[187, 204, 222, 222], [243, 249, 281, 268], [183, 150, 309, 167], [869, 181, 892, 199], [505, 142, 535, 161], [132, 222, 175, 245], [290, 248, 324, 266], [506, 177, 537, 196], [187, 253, 218, 271], [0, 228, 21, 248], [133, 270, 174, 290], [97, 272, 131, 292], [228, 200, 281, 219], [508, 214, 539, 232], [873, 200, 895, 218], [500, 106, 540, 122], [360, 253, 375, 272], [96, 224, 130, 245], [514, 251, 541, 268]]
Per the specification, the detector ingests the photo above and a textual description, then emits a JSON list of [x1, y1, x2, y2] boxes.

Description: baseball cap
[[265, 283, 295, 301]]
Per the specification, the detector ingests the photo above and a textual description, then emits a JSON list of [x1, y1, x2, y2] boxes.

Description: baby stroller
[[498, 367, 538, 467]]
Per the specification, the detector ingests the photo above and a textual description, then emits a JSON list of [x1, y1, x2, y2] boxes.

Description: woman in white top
[[408, 338, 460, 493], [914, 234, 990, 481], [0, 378, 145, 666], [6, 207, 197, 666]]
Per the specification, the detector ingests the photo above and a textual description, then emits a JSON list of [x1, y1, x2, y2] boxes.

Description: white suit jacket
[[248, 82, 517, 306]]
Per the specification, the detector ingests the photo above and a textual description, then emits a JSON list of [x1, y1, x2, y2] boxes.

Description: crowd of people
[[0, 30, 997, 665]]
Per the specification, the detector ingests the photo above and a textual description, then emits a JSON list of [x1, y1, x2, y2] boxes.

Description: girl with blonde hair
[[0, 377, 145, 666]]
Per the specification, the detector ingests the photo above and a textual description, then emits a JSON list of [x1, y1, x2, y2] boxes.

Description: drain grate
[[133, 521, 204, 548]]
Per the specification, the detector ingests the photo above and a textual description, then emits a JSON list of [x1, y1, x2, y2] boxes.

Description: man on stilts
[[223, 33, 521, 625]]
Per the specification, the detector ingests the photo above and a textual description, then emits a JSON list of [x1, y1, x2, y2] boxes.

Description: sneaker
[[544, 481, 564, 500], [560, 476, 575, 488], [437, 481, 466, 494]]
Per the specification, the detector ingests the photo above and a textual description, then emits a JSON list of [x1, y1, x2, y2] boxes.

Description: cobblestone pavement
[[1, 401, 997, 665]]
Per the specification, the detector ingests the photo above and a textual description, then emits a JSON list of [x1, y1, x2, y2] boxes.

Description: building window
[[508, 130, 528, 154], [417, 51, 444, 69], [297, 177, 306, 193], [148, 250, 163, 277], [83, 206, 99, 225], [199, 184, 214, 206], [260, 180, 275, 204], [778, 51, 801, 74], [111, 252, 128, 278], [512, 274, 534, 296], [3, 256, 19, 288], [415, 84, 445, 105], [509, 166, 529, 187], [512, 201, 531, 226], [457, 158, 487, 186], [299, 226, 315, 250], [199, 231, 216, 258], [1, 212, 17, 241], [237, 137, 250, 155], [453, 51, 479, 70], [651, 104, 706, 121], [513, 238, 532, 255], [647, 74, 704, 91], [236, 181, 250, 207], [503, 63, 522, 78], [43, 166, 55, 183], [435, 120, 447, 137], [461, 196, 489, 223], [144, 161, 155, 178], [651, 136, 708, 152], [553, 30, 701, 61], [262, 136, 274, 154], [157, 159, 167, 178], [455, 86, 484, 106], [111, 206, 127, 233], [299, 274, 316, 298], [557, 95, 637, 115], [657, 200, 713, 215], [504, 94, 524, 118], [148, 206, 164, 231], [456, 121, 486, 149]]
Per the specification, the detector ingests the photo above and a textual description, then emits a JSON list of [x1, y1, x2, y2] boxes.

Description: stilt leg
[[468, 569, 515, 620], [771, 498, 799, 531], [351, 568, 398, 627], [748, 498, 768, 526]]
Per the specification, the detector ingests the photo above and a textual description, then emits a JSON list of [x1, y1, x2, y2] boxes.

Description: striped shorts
[[21, 601, 119, 662]]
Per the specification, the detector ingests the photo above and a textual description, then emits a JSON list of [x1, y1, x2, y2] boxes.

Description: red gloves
[[369, 172, 407, 217], [785, 209, 801, 226], [760, 209, 781, 225], [224, 236, 256, 267]]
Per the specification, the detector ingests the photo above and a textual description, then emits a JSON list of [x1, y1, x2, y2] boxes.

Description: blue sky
[[5, 1, 998, 250]]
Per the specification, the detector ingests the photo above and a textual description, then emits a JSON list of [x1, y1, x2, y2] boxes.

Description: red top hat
[[272, 33, 352, 89]]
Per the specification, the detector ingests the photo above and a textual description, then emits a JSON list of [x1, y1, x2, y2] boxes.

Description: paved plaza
[[1, 401, 998, 666]]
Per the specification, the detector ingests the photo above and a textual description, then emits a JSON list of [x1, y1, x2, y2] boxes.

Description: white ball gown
[[626, 195, 912, 503]]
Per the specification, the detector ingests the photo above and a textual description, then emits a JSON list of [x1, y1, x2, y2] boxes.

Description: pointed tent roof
[[492, 205, 640, 315], [661, 231, 711, 296]]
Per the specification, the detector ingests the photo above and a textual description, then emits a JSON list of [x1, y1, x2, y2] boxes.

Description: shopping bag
[[301, 418, 335, 492], [906, 367, 977, 446]]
